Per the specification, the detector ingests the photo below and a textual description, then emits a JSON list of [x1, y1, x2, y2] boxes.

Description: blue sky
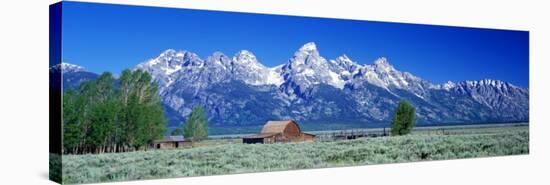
[[61, 2, 529, 87]]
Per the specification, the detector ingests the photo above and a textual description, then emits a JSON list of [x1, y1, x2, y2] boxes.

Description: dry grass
[[60, 126, 528, 184]]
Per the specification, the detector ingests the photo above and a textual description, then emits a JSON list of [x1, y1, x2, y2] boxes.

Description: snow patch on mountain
[[433, 81, 457, 90], [50, 62, 86, 73], [136, 49, 204, 87], [328, 70, 346, 89], [232, 50, 283, 86], [299, 42, 318, 53], [122, 42, 528, 126], [279, 42, 349, 98]]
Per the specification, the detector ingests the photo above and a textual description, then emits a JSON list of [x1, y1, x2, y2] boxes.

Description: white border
[[0, 0, 549, 185]]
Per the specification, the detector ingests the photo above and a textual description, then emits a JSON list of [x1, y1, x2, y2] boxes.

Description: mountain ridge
[[54, 42, 529, 128]]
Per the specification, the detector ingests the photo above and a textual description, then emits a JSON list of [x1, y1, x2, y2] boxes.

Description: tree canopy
[[391, 100, 416, 136], [183, 106, 208, 142], [63, 69, 166, 154]]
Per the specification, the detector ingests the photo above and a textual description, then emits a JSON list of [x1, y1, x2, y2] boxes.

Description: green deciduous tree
[[88, 72, 118, 153], [391, 100, 416, 136], [118, 69, 166, 151], [62, 69, 166, 154], [183, 106, 208, 142], [62, 89, 82, 153]]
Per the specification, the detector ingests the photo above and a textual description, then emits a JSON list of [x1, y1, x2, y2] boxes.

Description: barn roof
[[261, 120, 300, 134], [302, 132, 316, 136], [155, 136, 186, 143]]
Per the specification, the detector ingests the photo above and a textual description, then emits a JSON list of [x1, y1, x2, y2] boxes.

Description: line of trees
[[63, 69, 166, 154]]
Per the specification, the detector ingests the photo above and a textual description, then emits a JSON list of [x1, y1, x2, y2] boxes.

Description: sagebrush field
[[60, 126, 528, 184]]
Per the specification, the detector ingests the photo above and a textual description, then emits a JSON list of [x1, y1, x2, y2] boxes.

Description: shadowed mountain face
[[50, 63, 98, 89], [55, 42, 529, 128]]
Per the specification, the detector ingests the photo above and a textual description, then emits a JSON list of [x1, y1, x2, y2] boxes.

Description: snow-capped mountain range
[[53, 42, 529, 128]]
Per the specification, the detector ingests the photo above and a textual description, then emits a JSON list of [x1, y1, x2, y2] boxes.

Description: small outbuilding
[[243, 120, 316, 144], [152, 136, 192, 149]]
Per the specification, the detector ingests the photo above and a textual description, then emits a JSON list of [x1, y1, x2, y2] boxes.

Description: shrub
[[61, 127, 528, 184]]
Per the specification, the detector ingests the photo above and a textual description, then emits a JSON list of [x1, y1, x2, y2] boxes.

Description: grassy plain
[[60, 126, 528, 184]]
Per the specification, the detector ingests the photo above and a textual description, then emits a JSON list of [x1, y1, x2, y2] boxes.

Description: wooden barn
[[152, 136, 192, 149], [243, 120, 316, 144]]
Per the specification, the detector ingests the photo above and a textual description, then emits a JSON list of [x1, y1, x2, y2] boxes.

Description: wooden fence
[[314, 128, 389, 142]]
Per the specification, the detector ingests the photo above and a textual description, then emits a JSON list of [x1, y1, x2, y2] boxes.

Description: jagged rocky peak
[[231, 49, 283, 86], [141, 49, 205, 69], [372, 57, 395, 71], [233, 50, 274, 74], [147, 49, 179, 65], [180, 52, 203, 67], [209, 51, 228, 59], [335, 54, 352, 63], [462, 79, 510, 88], [233, 50, 264, 68], [451, 79, 529, 101], [159, 49, 178, 57], [288, 42, 328, 66], [463, 79, 527, 94], [332, 54, 356, 68], [290, 42, 321, 63], [327, 54, 360, 82], [287, 42, 323, 68], [62, 42, 529, 126], [440, 81, 457, 90], [479, 79, 509, 87], [206, 51, 232, 67], [137, 49, 184, 76], [298, 42, 318, 53], [156, 49, 189, 63], [234, 50, 256, 62], [341, 54, 361, 67], [350, 56, 434, 95], [278, 42, 346, 94]]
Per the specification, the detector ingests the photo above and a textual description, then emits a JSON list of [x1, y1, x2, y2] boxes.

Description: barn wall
[[264, 136, 276, 144], [244, 121, 316, 144], [178, 141, 192, 148], [278, 133, 299, 143], [243, 138, 264, 144], [283, 121, 301, 138], [152, 141, 192, 149], [156, 142, 175, 149], [300, 134, 316, 141]]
